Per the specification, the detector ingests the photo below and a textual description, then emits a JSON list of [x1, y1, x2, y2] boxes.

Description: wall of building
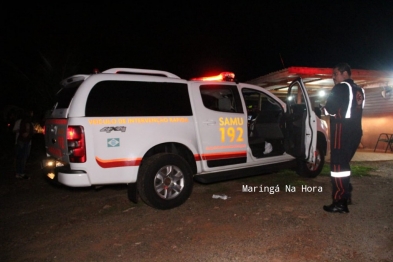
[[362, 88, 393, 151], [362, 113, 393, 151], [319, 87, 393, 152]]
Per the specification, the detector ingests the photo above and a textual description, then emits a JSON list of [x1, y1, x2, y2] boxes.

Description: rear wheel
[[137, 153, 193, 210], [296, 144, 325, 178]]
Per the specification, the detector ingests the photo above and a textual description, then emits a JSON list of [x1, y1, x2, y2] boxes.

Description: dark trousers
[[329, 121, 362, 201], [330, 177, 352, 200], [15, 141, 31, 175]]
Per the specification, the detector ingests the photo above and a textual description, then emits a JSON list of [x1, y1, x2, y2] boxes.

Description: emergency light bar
[[191, 72, 235, 81]]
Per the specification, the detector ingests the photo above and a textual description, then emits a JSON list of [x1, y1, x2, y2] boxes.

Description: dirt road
[[1, 151, 392, 261]]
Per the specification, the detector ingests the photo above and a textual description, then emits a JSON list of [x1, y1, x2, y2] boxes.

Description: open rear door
[[285, 78, 317, 163]]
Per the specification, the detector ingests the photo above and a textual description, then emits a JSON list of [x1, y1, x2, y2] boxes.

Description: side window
[[86, 81, 192, 117], [199, 84, 243, 113], [241, 88, 283, 122], [287, 82, 307, 117]]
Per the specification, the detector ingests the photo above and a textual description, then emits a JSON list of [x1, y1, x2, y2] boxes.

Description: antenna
[[279, 53, 286, 69]]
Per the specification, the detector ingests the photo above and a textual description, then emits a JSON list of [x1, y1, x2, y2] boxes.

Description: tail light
[[67, 126, 86, 163]]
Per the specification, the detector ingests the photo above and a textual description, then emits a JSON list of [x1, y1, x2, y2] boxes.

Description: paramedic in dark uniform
[[322, 63, 365, 213]]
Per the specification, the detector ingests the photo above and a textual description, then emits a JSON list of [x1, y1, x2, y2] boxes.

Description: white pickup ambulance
[[42, 68, 328, 209]]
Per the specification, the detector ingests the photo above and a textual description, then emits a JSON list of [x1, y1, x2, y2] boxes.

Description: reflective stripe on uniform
[[331, 171, 351, 177], [342, 82, 353, 119]]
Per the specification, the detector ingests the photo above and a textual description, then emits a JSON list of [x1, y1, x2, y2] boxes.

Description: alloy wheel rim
[[154, 165, 184, 199]]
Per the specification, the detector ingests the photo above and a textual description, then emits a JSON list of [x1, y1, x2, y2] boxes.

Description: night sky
[[2, 2, 393, 115]]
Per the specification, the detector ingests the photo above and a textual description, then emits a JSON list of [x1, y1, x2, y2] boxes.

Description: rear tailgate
[[45, 118, 69, 163]]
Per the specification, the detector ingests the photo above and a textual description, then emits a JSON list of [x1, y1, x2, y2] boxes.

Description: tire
[[137, 153, 193, 210], [296, 145, 325, 178]]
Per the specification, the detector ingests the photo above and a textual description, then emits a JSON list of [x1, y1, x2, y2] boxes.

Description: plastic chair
[[373, 133, 393, 152]]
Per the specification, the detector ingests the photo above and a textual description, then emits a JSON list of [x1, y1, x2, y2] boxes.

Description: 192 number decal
[[219, 127, 244, 143]]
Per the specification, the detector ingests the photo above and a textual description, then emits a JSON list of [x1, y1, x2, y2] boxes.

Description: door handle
[[203, 120, 216, 125]]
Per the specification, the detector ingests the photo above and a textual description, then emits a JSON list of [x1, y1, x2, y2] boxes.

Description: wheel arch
[[141, 142, 197, 174]]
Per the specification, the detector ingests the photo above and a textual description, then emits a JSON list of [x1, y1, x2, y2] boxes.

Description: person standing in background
[[323, 63, 365, 213], [15, 109, 34, 179], [12, 114, 22, 161], [13, 119, 22, 142]]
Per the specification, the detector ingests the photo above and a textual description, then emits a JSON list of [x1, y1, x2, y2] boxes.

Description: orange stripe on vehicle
[[201, 151, 247, 161], [96, 156, 142, 168], [194, 154, 202, 161]]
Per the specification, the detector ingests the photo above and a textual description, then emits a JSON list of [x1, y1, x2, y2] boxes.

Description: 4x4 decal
[[100, 126, 127, 133]]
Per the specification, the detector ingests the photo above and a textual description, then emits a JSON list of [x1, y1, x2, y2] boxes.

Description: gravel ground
[[1, 146, 393, 261]]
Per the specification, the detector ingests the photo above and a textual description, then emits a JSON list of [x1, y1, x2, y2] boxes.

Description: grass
[[348, 164, 375, 177], [320, 164, 331, 177], [320, 163, 375, 177], [236, 163, 375, 186]]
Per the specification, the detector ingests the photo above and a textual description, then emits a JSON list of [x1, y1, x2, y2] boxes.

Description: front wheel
[[137, 153, 193, 210], [296, 145, 325, 178]]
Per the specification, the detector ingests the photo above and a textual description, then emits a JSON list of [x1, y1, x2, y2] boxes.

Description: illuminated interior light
[[318, 90, 326, 97], [47, 173, 55, 180]]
